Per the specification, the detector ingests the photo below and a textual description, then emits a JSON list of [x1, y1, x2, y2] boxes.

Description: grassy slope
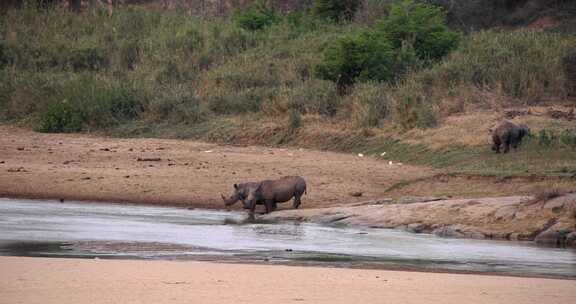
[[1, 5, 575, 182]]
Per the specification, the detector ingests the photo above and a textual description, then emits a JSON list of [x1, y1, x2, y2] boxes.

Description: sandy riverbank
[[1, 256, 574, 304], [1, 126, 575, 244], [0, 126, 434, 209]]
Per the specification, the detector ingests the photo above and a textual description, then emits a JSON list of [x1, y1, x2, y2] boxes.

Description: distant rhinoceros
[[490, 120, 530, 153], [221, 176, 307, 214]]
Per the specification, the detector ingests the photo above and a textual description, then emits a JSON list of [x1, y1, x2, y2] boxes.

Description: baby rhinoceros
[[490, 120, 530, 153], [221, 176, 307, 214]]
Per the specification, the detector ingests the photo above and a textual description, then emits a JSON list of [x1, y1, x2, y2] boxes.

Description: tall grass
[[0, 4, 575, 178], [389, 31, 576, 128]]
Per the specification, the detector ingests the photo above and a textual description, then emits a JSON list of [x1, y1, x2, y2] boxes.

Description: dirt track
[[0, 126, 435, 209]]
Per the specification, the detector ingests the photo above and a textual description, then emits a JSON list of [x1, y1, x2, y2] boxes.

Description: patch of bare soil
[[0, 126, 436, 210]]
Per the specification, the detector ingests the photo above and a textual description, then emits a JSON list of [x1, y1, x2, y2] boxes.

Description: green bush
[[375, 0, 459, 61], [312, 0, 362, 23], [39, 100, 85, 133], [233, 0, 280, 31], [538, 129, 556, 148], [288, 108, 302, 131], [315, 32, 395, 95], [68, 47, 108, 71], [144, 85, 208, 124], [314, 0, 457, 95], [559, 129, 576, 149], [37, 76, 141, 133]]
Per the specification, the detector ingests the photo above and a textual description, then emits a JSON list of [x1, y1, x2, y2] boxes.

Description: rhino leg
[[293, 195, 301, 209], [264, 200, 275, 214]]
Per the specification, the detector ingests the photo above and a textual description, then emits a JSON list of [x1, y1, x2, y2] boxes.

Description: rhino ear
[[234, 183, 238, 189]]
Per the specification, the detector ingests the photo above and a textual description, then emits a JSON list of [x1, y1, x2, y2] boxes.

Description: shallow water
[[0, 198, 575, 277]]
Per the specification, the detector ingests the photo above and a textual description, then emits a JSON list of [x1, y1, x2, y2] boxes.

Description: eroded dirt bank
[[264, 194, 576, 246]]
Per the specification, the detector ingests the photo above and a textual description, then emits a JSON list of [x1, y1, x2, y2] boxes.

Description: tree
[[314, 0, 459, 94], [315, 32, 395, 95], [376, 0, 459, 61]]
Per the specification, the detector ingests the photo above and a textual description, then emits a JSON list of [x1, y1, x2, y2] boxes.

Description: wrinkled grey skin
[[222, 176, 307, 214], [490, 120, 530, 153]]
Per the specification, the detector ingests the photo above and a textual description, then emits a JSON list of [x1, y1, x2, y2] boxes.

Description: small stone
[[349, 192, 363, 197]]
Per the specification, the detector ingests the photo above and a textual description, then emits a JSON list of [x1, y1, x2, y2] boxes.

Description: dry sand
[[0, 126, 434, 209], [1, 256, 574, 304]]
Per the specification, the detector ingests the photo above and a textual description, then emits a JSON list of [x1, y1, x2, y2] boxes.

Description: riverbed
[[0, 198, 574, 278]]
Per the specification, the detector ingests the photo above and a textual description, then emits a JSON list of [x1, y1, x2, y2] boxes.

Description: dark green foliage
[[534, 129, 576, 149], [314, 32, 395, 94], [144, 85, 208, 124], [37, 76, 141, 133], [376, 0, 459, 61], [288, 108, 302, 131], [39, 100, 85, 133], [234, 0, 280, 31], [207, 93, 262, 115], [537, 129, 555, 148], [0, 41, 11, 68], [315, 0, 457, 95], [68, 47, 108, 71], [312, 0, 362, 23], [559, 129, 576, 150], [563, 50, 576, 95]]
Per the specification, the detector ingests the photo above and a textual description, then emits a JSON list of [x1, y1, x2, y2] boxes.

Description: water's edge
[[1, 198, 575, 279]]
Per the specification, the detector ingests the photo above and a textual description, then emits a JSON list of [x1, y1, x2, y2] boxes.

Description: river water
[[0, 198, 574, 278]]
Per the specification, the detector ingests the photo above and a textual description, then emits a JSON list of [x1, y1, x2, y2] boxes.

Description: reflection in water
[[0, 198, 575, 277]]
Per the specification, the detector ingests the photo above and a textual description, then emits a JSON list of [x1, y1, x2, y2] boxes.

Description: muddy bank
[[263, 193, 576, 246]]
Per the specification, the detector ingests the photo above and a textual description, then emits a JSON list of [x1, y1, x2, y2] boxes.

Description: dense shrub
[[313, 0, 362, 23], [37, 76, 141, 133], [144, 85, 208, 124], [563, 50, 576, 96], [68, 46, 108, 71], [315, 0, 457, 95], [375, 0, 459, 61], [315, 32, 395, 95], [233, 0, 280, 31]]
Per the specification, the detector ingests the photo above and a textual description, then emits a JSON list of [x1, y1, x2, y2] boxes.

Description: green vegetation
[[0, 0, 575, 177], [312, 0, 362, 23], [233, 0, 280, 31], [315, 0, 459, 94]]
